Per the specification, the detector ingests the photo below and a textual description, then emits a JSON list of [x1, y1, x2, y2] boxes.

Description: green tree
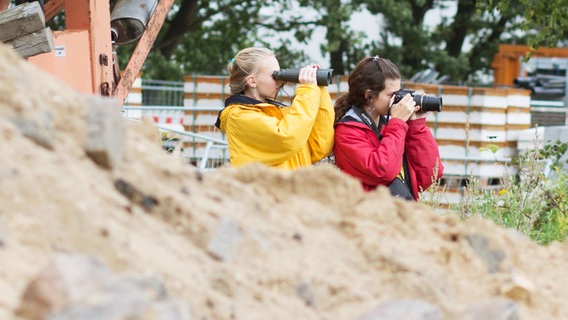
[[118, 0, 281, 80], [45, 0, 314, 80], [58, 0, 565, 83], [483, 0, 568, 50], [360, 0, 527, 83], [362, 0, 441, 79], [295, 0, 367, 75], [251, 0, 369, 75]]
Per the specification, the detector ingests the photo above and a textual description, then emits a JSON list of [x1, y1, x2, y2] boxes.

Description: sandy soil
[[1, 43, 567, 319]]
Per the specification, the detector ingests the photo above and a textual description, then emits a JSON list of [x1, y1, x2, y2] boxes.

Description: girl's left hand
[[410, 110, 429, 120], [409, 92, 431, 120]]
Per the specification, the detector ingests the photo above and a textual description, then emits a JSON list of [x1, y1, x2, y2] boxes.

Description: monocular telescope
[[273, 68, 334, 86]]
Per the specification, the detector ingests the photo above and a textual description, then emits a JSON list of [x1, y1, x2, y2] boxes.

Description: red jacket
[[333, 114, 443, 200]]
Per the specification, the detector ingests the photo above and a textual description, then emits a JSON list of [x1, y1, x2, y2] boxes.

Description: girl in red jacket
[[333, 56, 444, 200]]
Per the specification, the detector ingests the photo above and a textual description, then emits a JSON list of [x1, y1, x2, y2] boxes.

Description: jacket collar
[[225, 94, 262, 106], [215, 95, 287, 129], [225, 95, 287, 107]]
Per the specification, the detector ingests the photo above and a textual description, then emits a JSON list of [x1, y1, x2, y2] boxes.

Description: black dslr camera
[[393, 89, 442, 112], [272, 68, 334, 86]]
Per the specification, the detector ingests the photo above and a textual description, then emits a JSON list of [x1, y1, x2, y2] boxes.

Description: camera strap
[[349, 106, 414, 201], [350, 106, 387, 141]]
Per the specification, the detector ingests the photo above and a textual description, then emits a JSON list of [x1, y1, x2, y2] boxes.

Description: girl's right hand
[[389, 94, 420, 122], [298, 64, 319, 85]]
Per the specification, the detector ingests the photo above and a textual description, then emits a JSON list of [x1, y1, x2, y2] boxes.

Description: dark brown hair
[[334, 57, 400, 123]]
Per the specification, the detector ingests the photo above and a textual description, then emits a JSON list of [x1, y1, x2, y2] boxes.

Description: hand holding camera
[[393, 89, 443, 113], [390, 93, 419, 122]]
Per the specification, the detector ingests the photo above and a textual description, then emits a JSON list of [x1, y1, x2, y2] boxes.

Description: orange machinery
[[492, 44, 568, 87], [22, 0, 173, 105]]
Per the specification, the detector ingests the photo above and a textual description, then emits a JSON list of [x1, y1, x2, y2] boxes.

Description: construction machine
[[0, 0, 174, 105]]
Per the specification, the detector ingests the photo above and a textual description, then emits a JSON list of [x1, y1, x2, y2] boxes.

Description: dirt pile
[[1, 43, 568, 319]]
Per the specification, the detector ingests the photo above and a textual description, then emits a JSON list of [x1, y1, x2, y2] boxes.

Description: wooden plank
[[0, 1, 45, 42], [6, 27, 53, 58]]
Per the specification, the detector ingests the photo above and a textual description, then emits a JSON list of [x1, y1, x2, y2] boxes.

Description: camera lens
[[416, 94, 443, 112]]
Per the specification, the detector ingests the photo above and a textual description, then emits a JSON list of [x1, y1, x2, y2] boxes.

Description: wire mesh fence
[[140, 79, 185, 106]]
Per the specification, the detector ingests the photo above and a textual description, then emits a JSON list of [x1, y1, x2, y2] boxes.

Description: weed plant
[[425, 133, 568, 245]]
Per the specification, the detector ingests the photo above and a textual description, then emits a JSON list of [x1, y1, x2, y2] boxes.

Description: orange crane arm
[[114, 0, 174, 105]]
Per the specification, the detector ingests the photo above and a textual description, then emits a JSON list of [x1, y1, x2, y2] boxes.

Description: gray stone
[[17, 253, 192, 320], [48, 277, 192, 320], [296, 280, 316, 308], [357, 299, 443, 320], [207, 215, 242, 262], [465, 234, 505, 273], [146, 300, 193, 320], [84, 95, 125, 170], [48, 279, 153, 320], [0, 223, 5, 246], [461, 298, 520, 320], [17, 254, 117, 319], [11, 109, 55, 149]]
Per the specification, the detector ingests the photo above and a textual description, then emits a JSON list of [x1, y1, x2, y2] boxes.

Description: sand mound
[[1, 43, 567, 319]]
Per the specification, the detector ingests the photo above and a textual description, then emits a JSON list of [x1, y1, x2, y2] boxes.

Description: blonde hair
[[227, 47, 275, 94]]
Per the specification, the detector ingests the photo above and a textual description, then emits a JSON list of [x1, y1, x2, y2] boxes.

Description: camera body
[[393, 89, 443, 112], [272, 68, 334, 86]]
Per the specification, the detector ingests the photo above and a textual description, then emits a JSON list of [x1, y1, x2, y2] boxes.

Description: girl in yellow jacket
[[215, 47, 335, 169]]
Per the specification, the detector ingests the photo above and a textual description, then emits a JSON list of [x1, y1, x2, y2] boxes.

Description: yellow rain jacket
[[215, 84, 335, 169]]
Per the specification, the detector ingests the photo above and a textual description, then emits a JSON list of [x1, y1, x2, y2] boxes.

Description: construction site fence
[[121, 75, 568, 203]]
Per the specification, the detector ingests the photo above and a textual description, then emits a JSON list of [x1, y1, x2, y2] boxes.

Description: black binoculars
[[272, 68, 334, 86]]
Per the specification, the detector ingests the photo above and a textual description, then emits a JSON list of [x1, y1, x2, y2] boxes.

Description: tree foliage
[[359, 0, 530, 82], [116, 0, 279, 80], [483, 0, 568, 50], [43, 0, 568, 83]]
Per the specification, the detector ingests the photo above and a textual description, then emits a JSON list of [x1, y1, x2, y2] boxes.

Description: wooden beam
[[0, 1, 45, 42], [6, 27, 54, 58]]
